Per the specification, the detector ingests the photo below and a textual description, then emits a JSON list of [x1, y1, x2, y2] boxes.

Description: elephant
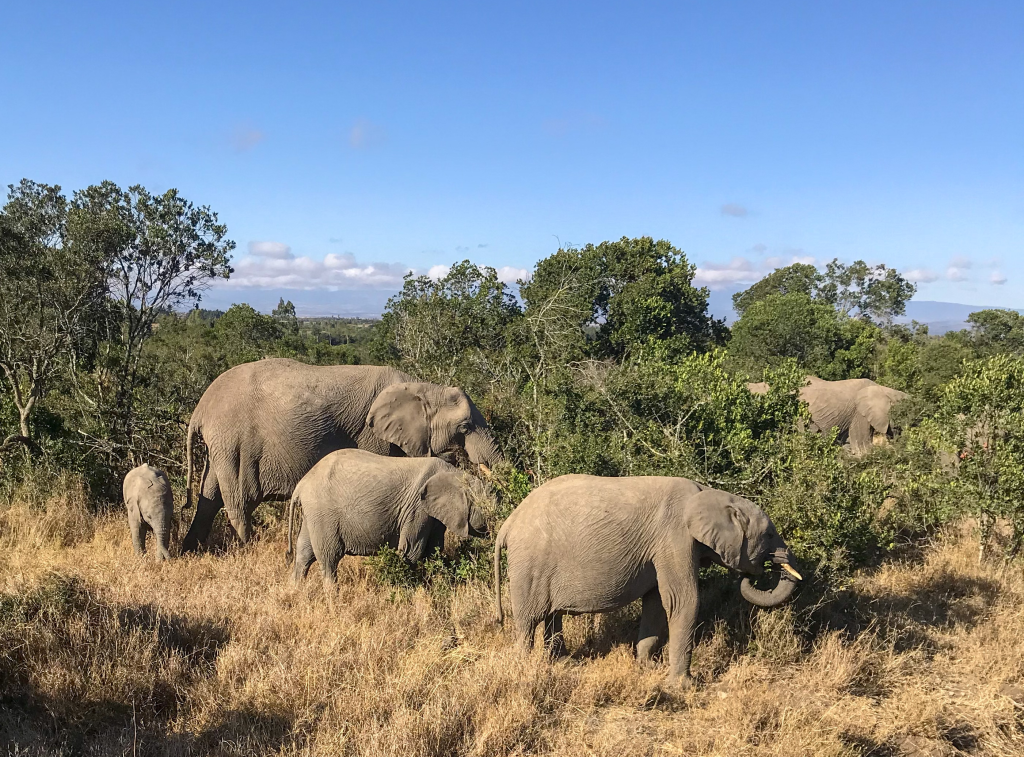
[[493, 474, 802, 688], [287, 449, 490, 589], [747, 376, 909, 453], [123, 464, 173, 561], [181, 358, 502, 553]]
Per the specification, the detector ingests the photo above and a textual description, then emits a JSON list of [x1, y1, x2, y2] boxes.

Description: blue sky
[[2, 1, 1022, 316]]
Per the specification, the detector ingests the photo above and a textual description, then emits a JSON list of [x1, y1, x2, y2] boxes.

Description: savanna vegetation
[[2, 179, 1023, 756]]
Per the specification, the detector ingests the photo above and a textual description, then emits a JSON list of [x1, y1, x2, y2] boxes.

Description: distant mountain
[[201, 285, 1018, 335], [706, 289, 1019, 335], [899, 301, 1022, 334], [202, 288, 396, 318]]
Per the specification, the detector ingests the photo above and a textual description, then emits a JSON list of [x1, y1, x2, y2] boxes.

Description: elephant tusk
[[780, 563, 803, 581], [478, 463, 492, 478]]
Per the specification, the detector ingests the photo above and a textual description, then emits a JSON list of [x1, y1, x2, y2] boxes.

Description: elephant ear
[[420, 470, 470, 538], [859, 386, 893, 435], [683, 490, 749, 571], [366, 383, 431, 457]]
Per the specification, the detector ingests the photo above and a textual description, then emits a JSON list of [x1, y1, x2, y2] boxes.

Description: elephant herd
[[124, 360, 910, 688]]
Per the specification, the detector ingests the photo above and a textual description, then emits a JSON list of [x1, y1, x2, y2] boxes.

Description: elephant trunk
[[740, 551, 802, 608], [739, 572, 800, 607], [464, 428, 503, 470]]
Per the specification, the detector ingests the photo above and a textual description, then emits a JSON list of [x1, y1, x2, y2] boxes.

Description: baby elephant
[[288, 449, 490, 590], [493, 474, 802, 688], [123, 464, 174, 561]]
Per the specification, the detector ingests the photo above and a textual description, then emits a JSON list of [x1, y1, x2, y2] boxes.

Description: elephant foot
[[663, 672, 694, 692], [636, 639, 663, 665]]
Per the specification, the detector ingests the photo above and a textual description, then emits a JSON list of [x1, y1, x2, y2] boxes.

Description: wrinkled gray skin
[[182, 359, 502, 552], [288, 449, 490, 590], [493, 475, 801, 688], [748, 376, 909, 453], [123, 464, 173, 561]]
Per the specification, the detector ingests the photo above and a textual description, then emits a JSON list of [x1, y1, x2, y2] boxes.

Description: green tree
[[215, 304, 283, 365], [820, 259, 916, 324], [373, 261, 521, 388], [962, 309, 1024, 355], [0, 181, 107, 440], [272, 298, 299, 336], [732, 262, 822, 317], [927, 354, 1024, 558], [69, 182, 234, 454], [728, 293, 845, 376], [593, 237, 725, 358]]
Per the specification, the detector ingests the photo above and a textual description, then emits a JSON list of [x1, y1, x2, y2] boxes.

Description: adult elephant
[[493, 474, 802, 688], [747, 376, 908, 453], [181, 358, 502, 552]]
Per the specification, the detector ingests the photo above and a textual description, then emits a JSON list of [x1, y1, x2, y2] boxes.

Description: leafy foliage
[[925, 354, 1024, 557], [373, 261, 521, 390], [732, 263, 822, 317], [0, 181, 108, 438]]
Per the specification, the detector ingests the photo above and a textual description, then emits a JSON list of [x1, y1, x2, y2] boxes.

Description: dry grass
[[1, 492, 1023, 757]]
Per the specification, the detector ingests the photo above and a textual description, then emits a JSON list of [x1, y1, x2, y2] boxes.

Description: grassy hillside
[[2, 482, 1022, 756]]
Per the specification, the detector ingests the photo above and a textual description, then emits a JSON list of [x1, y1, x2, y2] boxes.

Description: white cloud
[[427, 264, 450, 280], [694, 257, 759, 286], [991, 271, 1008, 285], [248, 241, 294, 259], [946, 265, 970, 282], [949, 255, 973, 270], [750, 243, 768, 254], [905, 268, 939, 283], [496, 266, 530, 284], [349, 118, 387, 149], [222, 251, 412, 290], [720, 203, 749, 218], [694, 254, 818, 290]]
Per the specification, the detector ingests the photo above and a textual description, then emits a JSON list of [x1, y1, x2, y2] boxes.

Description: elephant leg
[[658, 556, 700, 689], [150, 523, 171, 561], [543, 613, 566, 659], [320, 553, 341, 596], [128, 506, 146, 555], [292, 522, 316, 584], [181, 465, 223, 553], [849, 414, 872, 454], [510, 574, 542, 651], [636, 587, 668, 664], [219, 475, 251, 544], [514, 614, 540, 652]]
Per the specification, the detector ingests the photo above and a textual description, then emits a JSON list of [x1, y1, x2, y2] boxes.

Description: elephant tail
[[493, 520, 509, 625], [286, 490, 300, 565], [184, 417, 199, 511]]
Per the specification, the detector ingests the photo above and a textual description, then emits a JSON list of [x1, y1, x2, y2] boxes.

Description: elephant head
[[683, 490, 802, 608], [420, 469, 490, 538], [366, 382, 503, 471]]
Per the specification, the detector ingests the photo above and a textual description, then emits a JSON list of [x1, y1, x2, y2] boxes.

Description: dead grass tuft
[[1, 486, 1023, 756], [0, 471, 95, 549]]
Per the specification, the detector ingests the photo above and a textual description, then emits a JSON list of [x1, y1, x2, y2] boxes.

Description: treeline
[[3, 179, 1024, 576]]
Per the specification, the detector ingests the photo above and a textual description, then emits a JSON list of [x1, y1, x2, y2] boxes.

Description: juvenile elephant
[[747, 376, 908, 453], [182, 359, 502, 552], [123, 464, 173, 561], [288, 449, 490, 589], [493, 475, 801, 688]]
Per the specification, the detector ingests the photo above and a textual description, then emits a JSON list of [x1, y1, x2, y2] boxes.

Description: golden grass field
[[2, 476, 1023, 756]]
